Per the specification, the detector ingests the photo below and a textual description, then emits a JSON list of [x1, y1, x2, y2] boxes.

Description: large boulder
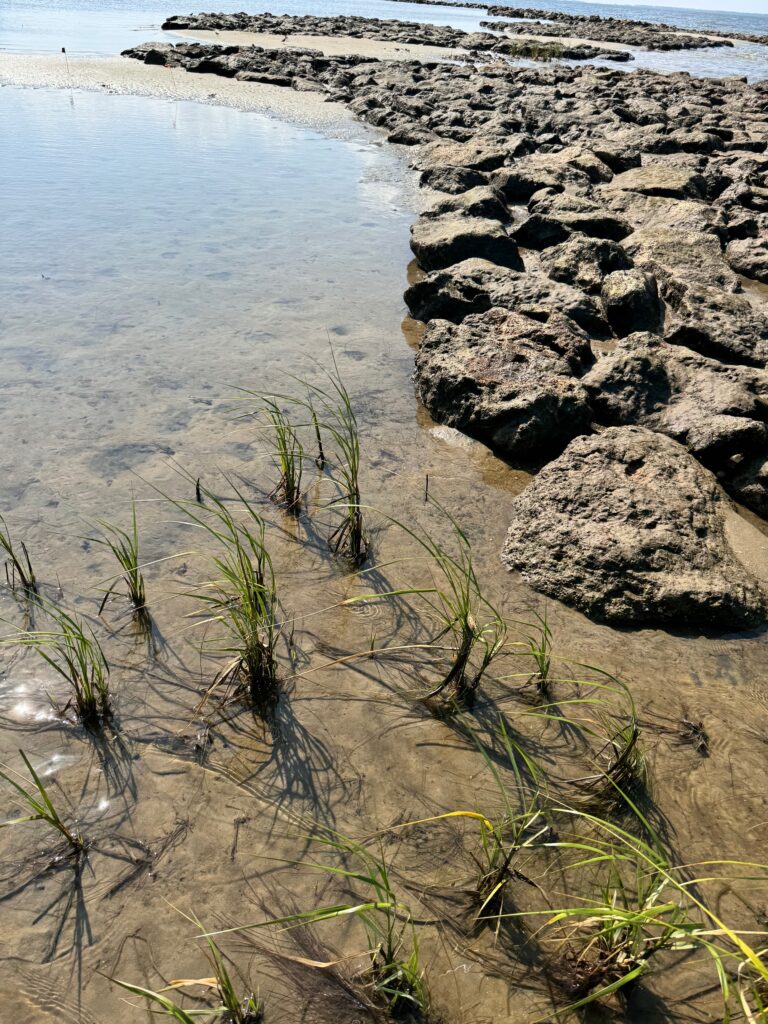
[[540, 233, 633, 294], [502, 427, 766, 629], [515, 193, 632, 248], [414, 307, 594, 459], [404, 258, 608, 335], [726, 237, 768, 284], [420, 165, 488, 194], [601, 269, 664, 336], [602, 164, 707, 201], [422, 186, 508, 223], [583, 335, 768, 509], [410, 216, 523, 272], [663, 283, 768, 368], [623, 227, 737, 291]]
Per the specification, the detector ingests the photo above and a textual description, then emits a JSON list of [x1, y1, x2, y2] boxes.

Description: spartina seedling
[[113, 909, 263, 1023], [264, 398, 304, 513], [7, 602, 111, 726], [91, 501, 148, 622], [0, 514, 37, 596], [171, 482, 280, 711], [344, 502, 506, 707], [0, 748, 83, 852], [306, 362, 367, 564], [522, 611, 552, 699], [526, 801, 768, 1017], [213, 827, 431, 1019]]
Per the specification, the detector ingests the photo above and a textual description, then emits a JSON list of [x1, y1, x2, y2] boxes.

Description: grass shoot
[[8, 603, 111, 727], [0, 515, 37, 595], [91, 500, 148, 620], [0, 749, 83, 851], [264, 398, 303, 513]]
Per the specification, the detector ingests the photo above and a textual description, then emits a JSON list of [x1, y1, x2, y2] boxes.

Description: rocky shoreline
[[126, 16, 768, 629], [162, 12, 634, 62], [381, 0, 768, 47]]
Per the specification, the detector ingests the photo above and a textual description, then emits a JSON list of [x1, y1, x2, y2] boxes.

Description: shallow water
[[2, 2, 768, 1022]]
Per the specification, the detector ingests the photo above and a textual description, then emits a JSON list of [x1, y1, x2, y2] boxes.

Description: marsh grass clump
[[0, 515, 37, 596], [174, 482, 280, 712], [91, 501, 148, 623], [0, 749, 84, 852], [114, 907, 263, 1024], [308, 368, 367, 564], [218, 828, 430, 1020], [344, 503, 506, 707], [9, 603, 111, 727], [263, 398, 304, 514], [532, 804, 768, 1016]]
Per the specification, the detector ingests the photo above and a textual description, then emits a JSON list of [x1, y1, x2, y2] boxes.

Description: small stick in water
[[424, 473, 429, 503], [195, 477, 203, 504], [61, 47, 75, 105]]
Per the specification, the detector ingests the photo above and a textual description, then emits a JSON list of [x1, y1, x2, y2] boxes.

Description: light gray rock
[[410, 215, 523, 272], [601, 269, 664, 336], [502, 426, 766, 629]]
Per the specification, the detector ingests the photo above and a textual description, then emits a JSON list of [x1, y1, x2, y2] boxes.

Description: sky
[[603, 0, 767, 11]]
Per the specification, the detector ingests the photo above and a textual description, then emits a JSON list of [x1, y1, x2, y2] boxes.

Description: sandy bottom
[[0, 52, 354, 133]]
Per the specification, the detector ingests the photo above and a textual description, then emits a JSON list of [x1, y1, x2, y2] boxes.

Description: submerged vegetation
[[0, 515, 37, 596], [0, 363, 766, 1023], [0, 749, 84, 852]]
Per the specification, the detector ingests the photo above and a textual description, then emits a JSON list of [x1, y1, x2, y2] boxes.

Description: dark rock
[[404, 258, 609, 335], [664, 284, 768, 368], [601, 269, 664, 336], [414, 307, 594, 458], [422, 186, 508, 223], [420, 165, 488, 195], [583, 334, 768, 509], [410, 216, 523, 272], [502, 426, 765, 629], [540, 234, 632, 294]]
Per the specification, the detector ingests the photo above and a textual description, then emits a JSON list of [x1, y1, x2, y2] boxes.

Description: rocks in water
[[410, 216, 523, 272], [414, 307, 594, 458], [601, 269, 664, 336], [404, 258, 608, 335], [726, 237, 768, 283], [502, 426, 766, 629], [583, 334, 768, 512], [540, 233, 632, 294]]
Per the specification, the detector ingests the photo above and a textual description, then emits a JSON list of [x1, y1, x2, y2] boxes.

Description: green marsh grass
[[91, 501, 148, 620], [344, 502, 506, 707], [8, 602, 111, 726], [0, 514, 37, 595], [170, 482, 280, 710], [0, 749, 83, 851], [113, 910, 263, 1022], [505, 798, 768, 1018], [212, 827, 431, 1019], [263, 398, 304, 513]]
